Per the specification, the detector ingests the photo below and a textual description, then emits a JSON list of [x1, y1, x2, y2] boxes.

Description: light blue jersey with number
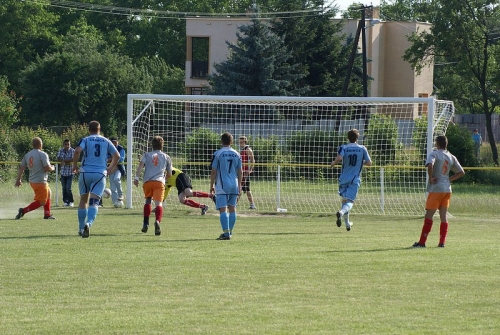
[[338, 143, 371, 185], [211, 146, 242, 195], [77, 135, 118, 175]]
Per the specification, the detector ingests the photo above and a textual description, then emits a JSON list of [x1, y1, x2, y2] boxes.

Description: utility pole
[[342, 5, 372, 97]]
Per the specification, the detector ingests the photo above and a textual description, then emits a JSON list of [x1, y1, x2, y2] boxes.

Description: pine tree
[[209, 15, 308, 97], [270, 0, 364, 98]]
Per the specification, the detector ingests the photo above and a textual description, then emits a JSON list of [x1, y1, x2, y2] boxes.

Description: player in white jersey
[[15, 137, 56, 220], [73, 121, 120, 238], [413, 135, 464, 248], [210, 132, 243, 240], [134, 136, 172, 236], [331, 129, 372, 231]]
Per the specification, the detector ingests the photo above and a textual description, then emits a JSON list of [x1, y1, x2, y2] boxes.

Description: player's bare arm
[[426, 163, 436, 184], [44, 164, 55, 172], [237, 168, 243, 195], [247, 148, 255, 175], [449, 170, 465, 182], [134, 161, 145, 187], [331, 154, 342, 167], [73, 146, 83, 174], [209, 169, 217, 195], [106, 152, 121, 176], [14, 165, 26, 187]]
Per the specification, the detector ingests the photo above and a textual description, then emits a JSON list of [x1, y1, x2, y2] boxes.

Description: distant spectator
[[56, 139, 75, 207], [472, 129, 482, 160]]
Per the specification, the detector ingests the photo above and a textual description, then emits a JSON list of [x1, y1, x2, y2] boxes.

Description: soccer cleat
[[336, 212, 342, 227], [201, 205, 209, 215], [69, 202, 74, 207], [15, 208, 24, 220], [64, 202, 69, 207], [44, 215, 56, 220], [346, 221, 353, 231], [217, 233, 231, 240], [78, 229, 84, 236], [412, 242, 426, 248], [82, 224, 90, 238], [249, 203, 256, 209], [154, 220, 161, 236], [210, 194, 217, 204], [141, 224, 148, 233], [438, 243, 445, 248]]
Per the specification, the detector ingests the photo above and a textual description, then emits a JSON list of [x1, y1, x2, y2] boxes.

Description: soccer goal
[[126, 95, 454, 216]]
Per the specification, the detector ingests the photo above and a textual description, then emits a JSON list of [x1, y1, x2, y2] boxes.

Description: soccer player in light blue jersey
[[210, 132, 243, 240], [73, 121, 120, 238], [331, 129, 372, 231]]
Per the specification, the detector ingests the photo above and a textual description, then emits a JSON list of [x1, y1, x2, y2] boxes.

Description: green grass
[[1, 204, 499, 334]]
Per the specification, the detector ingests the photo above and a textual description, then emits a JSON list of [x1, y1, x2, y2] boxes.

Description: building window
[[190, 87, 208, 95], [191, 37, 209, 78], [418, 93, 429, 116]]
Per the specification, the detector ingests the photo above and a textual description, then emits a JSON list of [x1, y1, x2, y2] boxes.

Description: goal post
[[126, 94, 454, 216]]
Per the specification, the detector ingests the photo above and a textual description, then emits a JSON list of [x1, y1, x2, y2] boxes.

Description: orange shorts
[[30, 182, 51, 203], [143, 181, 165, 202], [425, 192, 451, 210]]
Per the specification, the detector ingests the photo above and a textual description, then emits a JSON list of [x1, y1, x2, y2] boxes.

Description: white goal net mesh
[[126, 95, 454, 216]]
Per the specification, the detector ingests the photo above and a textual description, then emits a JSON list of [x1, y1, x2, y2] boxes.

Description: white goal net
[[126, 95, 454, 216]]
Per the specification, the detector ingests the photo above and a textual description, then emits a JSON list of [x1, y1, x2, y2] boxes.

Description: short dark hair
[[152, 136, 164, 150], [63, 139, 70, 144], [88, 121, 100, 133], [221, 132, 233, 146], [347, 129, 360, 143], [435, 135, 448, 149], [109, 137, 118, 142]]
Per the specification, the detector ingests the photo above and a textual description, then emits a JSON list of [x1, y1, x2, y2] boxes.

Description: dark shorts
[[176, 173, 193, 195], [242, 175, 251, 193]]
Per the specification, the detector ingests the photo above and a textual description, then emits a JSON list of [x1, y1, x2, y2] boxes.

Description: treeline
[[0, 0, 365, 137]]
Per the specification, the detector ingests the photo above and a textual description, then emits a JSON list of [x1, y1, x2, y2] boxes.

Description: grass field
[[1, 198, 499, 334]]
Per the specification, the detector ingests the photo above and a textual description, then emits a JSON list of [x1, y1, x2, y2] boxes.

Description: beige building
[[185, 14, 433, 99]]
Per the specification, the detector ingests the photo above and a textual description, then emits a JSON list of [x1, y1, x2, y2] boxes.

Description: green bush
[[364, 114, 400, 166], [285, 130, 341, 180], [445, 123, 479, 183], [60, 123, 90, 148], [180, 128, 221, 178], [245, 135, 283, 178]]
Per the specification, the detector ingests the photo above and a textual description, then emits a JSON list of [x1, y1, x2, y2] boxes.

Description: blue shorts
[[215, 193, 238, 209], [79, 172, 106, 197], [338, 181, 360, 202]]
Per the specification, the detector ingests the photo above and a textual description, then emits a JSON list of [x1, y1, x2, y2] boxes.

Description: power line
[[25, 0, 331, 19]]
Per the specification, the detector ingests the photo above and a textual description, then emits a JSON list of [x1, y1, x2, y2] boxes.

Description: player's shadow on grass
[[243, 232, 316, 235], [0, 233, 122, 240], [324, 247, 414, 253], [0, 234, 76, 240], [127, 237, 218, 243]]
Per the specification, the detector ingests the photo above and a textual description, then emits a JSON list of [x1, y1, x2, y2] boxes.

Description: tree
[[379, 0, 433, 22], [0, 76, 20, 127], [138, 57, 185, 94], [271, 0, 364, 98], [404, 0, 500, 165], [209, 15, 307, 96], [0, 1, 59, 91], [18, 20, 152, 135]]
